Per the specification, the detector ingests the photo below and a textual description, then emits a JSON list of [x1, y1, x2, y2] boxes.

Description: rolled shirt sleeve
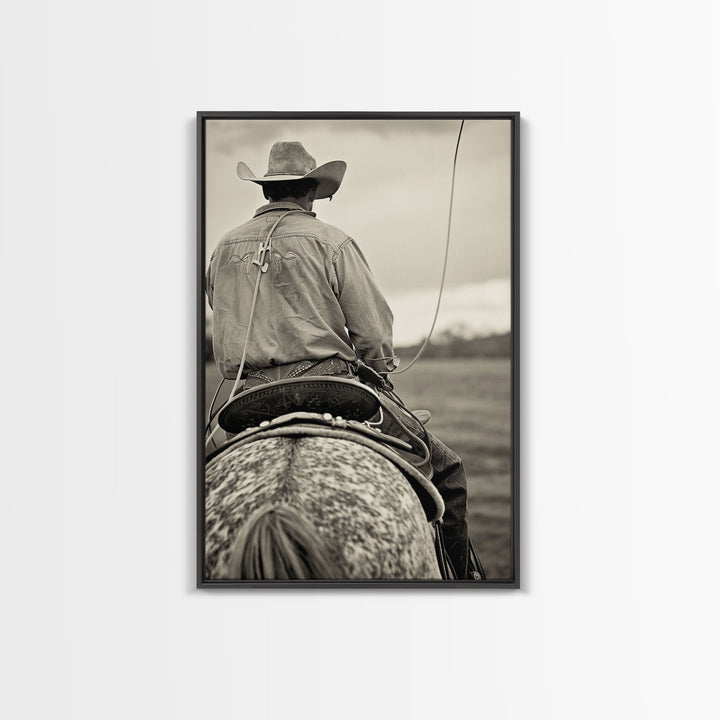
[[334, 238, 397, 373]]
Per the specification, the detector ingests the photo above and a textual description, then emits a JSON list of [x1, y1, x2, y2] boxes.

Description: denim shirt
[[207, 202, 396, 379]]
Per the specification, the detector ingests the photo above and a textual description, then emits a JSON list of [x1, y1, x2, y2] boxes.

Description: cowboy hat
[[236, 141, 346, 200]]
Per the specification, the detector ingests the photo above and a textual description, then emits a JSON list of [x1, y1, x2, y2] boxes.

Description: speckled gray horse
[[205, 435, 442, 580]]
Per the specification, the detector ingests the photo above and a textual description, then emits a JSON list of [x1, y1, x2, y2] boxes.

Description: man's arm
[[334, 238, 397, 373]]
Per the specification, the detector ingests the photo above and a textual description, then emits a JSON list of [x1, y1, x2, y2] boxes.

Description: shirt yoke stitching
[[332, 236, 354, 264], [219, 232, 349, 253]]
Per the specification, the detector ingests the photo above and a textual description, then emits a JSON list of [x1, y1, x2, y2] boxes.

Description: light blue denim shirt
[[207, 202, 396, 379]]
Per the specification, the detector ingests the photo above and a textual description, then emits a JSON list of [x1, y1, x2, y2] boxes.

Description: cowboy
[[206, 141, 471, 578]]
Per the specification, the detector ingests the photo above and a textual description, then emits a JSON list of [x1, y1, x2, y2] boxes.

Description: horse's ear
[[225, 505, 342, 580]]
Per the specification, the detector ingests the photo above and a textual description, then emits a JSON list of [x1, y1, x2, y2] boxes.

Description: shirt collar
[[253, 201, 316, 218]]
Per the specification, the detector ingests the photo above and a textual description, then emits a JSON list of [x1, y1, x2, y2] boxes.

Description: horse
[[204, 432, 444, 581]]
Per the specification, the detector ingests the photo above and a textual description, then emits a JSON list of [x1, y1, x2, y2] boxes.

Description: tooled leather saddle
[[210, 376, 442, 522]]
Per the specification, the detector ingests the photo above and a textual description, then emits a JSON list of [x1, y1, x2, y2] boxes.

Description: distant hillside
[[396, 331, 511, 359], [205, 322, 511, 363]]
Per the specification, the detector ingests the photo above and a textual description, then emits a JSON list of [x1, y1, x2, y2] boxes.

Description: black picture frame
[[197, 112, 520, 588]]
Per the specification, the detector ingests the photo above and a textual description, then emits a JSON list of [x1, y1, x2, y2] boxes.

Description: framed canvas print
[[197, 112, 519, 587]]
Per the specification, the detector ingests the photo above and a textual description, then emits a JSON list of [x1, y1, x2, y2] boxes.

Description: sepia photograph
[[198, 112, 519, 586]]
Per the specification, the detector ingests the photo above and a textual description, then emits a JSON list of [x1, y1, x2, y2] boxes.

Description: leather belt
[[244, 358, 354, 389]]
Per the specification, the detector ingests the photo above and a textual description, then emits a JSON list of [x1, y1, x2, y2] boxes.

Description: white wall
[[1, 1, 718, 718]]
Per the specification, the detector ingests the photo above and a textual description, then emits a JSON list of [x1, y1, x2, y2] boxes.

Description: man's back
[[207, 201, 395, 379]]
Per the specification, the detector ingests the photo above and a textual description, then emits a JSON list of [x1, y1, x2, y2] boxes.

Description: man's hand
[[356, 361, 393, 390]]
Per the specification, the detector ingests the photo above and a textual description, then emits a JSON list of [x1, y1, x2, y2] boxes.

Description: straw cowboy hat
[[237, 141, 347, 200]]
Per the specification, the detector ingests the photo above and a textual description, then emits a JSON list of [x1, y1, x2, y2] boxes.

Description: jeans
[[426, 434, 469, 579]]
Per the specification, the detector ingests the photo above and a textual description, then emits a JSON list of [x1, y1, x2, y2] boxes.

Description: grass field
[[205, 357, 513, 580], [391, 358, 513, 580]]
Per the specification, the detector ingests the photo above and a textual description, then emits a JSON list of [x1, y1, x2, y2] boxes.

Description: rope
[[392, 119, 464, 375], [205, 210, 302, 448], [205, 377, 226, 451], [206, 377, 226, 429]]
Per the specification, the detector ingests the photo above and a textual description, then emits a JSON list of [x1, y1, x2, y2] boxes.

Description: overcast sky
[[204, 118, 512, 343]]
